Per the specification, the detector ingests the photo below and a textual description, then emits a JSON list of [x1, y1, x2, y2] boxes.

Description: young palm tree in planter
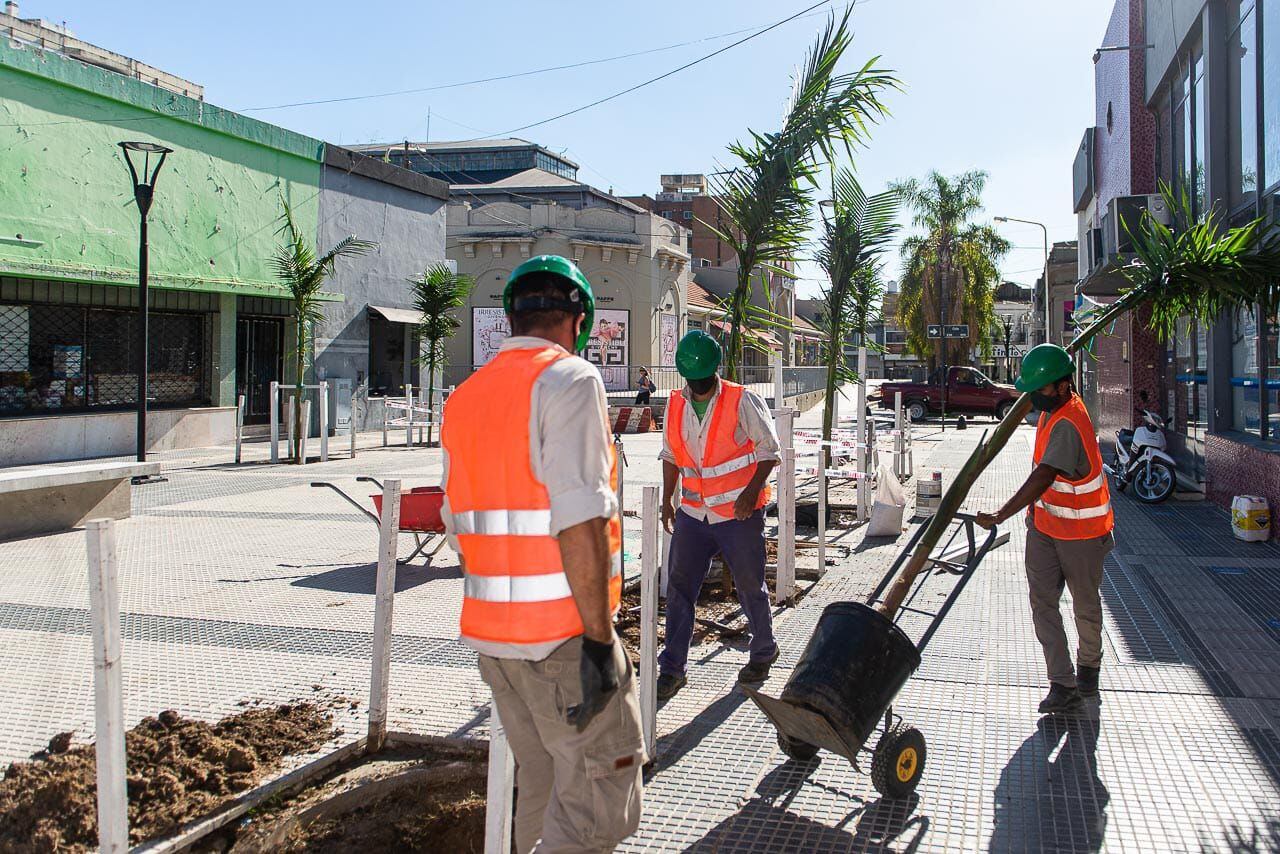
[[709, 8, 897, 380], [878, 186, 1280, 616], [271, 200, 375, 463], [411, 263, 474, 446]]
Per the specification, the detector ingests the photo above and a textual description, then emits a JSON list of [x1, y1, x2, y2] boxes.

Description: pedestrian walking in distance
[[441, 255, 645, 853], [635, 366, 655, 406], [656, 330, 781, 701], [976, 344, 1114, 714]]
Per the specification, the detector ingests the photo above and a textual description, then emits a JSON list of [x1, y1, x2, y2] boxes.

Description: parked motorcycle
[[1106, 410, 1177, 503]]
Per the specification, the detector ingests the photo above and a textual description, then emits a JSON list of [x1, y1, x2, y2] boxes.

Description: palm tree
[[878, 184, 1280, 617], [813, 171, 900, 468], [271, 200, 375, 463], [892, 171, 1010, 375], [411, 263, 474, 445], [708, 8, 897, 380]]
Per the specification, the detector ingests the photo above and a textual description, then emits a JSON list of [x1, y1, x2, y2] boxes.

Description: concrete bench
[[0, 461, 160, 541]]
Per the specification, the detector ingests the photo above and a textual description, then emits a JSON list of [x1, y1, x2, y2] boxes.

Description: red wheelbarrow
[[310, 476, 449, 564]]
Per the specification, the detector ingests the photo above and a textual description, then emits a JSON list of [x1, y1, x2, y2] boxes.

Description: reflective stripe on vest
[[1032, 394, 1114, 540], [665, 381, 770, 518], [442, 345, 623, 654]]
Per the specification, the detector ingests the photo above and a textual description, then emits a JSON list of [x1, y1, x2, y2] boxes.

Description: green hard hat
[[1015, 343, 1074, 393], [504, 255, 596, 352], [676, 330, 722, 380]]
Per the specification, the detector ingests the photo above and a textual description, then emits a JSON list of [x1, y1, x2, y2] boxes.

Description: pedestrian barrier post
[[350, 396, 359, 459], [299, 400, 311, 465], [615, 434, 626, 576], [85, 519, 128, 853], [855, 346, 868, 520], [484, 704, 514, 854], [776, 446, 796, 604], [382, 398, 389, 447], [367, 478, 401, 753], [286, 398, 296, 461], [405, 383, 414, 448], [660, 525, 672, 599], [319, 381, 329, 463], [640, 486, 659, 757], [234, 394, 245, 465], [894, 391, 904, 478], [269, 381, 280, 463], [772, 351, 784, 410]]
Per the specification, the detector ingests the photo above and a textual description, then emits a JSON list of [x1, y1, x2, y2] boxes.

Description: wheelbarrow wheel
[[871, 722, 926, 798], [777, 732, 819, 761]]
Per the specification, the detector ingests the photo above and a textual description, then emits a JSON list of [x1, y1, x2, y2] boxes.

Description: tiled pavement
[[0, 398, 1278, 851]]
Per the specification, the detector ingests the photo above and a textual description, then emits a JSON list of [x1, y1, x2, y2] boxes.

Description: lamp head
[[118, 141, 173, 216], [993, 216, 1008, 224]]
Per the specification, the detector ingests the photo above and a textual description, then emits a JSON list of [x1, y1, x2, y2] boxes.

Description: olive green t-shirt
[[690, 397, 711, 422]]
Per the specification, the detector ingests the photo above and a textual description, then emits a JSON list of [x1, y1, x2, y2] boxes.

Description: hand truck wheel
[[870, 721, 926, 798], [777, 732, 819, 761]]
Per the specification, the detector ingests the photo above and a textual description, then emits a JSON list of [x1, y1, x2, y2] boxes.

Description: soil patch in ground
[[222, 741, 486, 854], [0, 702, 337, 853]]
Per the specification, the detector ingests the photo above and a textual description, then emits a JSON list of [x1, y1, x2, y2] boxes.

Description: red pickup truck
[[877, 367, 1021, 422]]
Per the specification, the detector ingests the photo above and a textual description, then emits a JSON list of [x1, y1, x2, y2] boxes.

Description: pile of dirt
[[616, 572, 745, 666], [0, 703, 336, 852]]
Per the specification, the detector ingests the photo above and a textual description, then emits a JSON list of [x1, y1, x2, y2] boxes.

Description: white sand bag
[[867, 464, 906, 537]]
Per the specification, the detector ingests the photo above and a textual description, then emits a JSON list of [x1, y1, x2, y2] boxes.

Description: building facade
[[0, 25, 447, 463], [1075, 0, 1280, 523]]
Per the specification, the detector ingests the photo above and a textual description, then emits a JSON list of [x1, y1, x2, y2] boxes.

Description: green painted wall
[[0, 39, 329, 299]]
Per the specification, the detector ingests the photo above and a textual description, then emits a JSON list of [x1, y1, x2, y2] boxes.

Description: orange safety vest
[[441, 346, 622, 652], [666, 380, 771, 519], [1032, 393, 1114, 540]]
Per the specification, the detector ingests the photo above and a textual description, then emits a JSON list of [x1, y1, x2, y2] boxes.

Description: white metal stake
[[855, 346, 868, 520], [286, 397, 296, 461], [640, 486, 659, 757], [299, 400, 312, 465], [350, 397, 359, 459], [269, 381, 280, 463], [772, 350, 784, 409], [319, 381, 329, 463], [484, 703, 515, 854], [382, 397, 388, 447], [235, 393, 245, 465], [615, 435, 625, 578], [86, 519, 128, 854], [894, 391, 904, 478], [403, 383, 413, 448], [776, 447, 796, 604], [367, 478, 401, 753], [660, 525, 672, 600], [817, 453, 827, 578]]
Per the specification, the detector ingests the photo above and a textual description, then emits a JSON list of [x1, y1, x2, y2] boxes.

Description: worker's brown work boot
[[1076, 666, 1100, 697], [737, 648, 780, 684], [656, 672, 686, 701], [1038, 682, 1082, 714]]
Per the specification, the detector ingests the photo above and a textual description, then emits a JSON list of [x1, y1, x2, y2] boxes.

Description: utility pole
[[938, 245, 949, 433], [1002, 317, 1013, 382]]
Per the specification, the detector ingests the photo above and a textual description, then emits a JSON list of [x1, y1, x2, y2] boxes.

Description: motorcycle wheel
[[1133, 459, 1175, 503], [1111, 452, 1128, 492]]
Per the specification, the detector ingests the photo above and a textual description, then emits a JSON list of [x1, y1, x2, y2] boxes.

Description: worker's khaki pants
[[1025, 526, 1114, 688], [478, 636, 646, 854]]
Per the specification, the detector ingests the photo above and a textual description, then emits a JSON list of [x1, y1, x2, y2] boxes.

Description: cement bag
[[1231, 495, 1271, 542], [867, 464, 906, 537]]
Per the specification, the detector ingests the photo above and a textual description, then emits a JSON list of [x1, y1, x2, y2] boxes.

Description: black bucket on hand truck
[[744, 512, 1006, 798]]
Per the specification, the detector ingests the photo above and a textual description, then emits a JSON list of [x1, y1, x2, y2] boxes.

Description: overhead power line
[[239, 5, 833, 114]]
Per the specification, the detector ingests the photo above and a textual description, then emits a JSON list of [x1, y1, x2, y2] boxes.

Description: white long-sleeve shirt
[[660, 378, 780, 524]]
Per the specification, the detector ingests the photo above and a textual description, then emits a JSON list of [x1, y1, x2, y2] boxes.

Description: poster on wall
[[586, 309, 630, 391], [472, 307, 511, 366], [660, 313, 678, 367]]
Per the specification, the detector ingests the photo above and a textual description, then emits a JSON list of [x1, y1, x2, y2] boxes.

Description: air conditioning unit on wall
[[1102, 194, 1172, 264]]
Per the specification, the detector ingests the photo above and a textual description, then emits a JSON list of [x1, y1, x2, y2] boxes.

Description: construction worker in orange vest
[[977, 344, 1115, 714], [656, 330, 781, 701], [441, 255, 644, 854]]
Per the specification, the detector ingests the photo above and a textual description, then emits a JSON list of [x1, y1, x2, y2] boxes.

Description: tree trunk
[[292, 347, 304, 464], [725, 265, 753, 383], [426, 343, 437, 447], [875, 287, 1146, 618]]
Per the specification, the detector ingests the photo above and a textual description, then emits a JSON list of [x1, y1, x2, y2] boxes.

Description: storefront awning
[[368, 304, 422, 325]]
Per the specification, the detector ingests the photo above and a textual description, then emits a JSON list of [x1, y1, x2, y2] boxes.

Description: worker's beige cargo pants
[[478, 636, 646, 854], [1025, 526, 1114, 688]]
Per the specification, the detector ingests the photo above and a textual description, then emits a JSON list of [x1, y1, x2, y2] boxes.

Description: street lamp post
[[994, 216, 1050, 346], [1001, 317, 1014, 382], [118, 141, 172, 474]]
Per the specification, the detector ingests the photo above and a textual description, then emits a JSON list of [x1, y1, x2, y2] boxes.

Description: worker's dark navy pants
[[658, 507, 778, 676]]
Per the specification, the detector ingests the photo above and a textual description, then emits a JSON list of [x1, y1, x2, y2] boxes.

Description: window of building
[[1194, 52, 1208, 215], [681, 210, 693, 220], [0, 303, 207, 415], [1265, 0, 1280, 192], [1232, 306, 1262, 433], [1167, 315, 1209, 481], [1229, 2, 1259, 211]]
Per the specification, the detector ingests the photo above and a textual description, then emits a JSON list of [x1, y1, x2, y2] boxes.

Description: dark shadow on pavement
[[989, 712, 1108, 853], [290, 561, 457, 594], [649, 687, 749, 774]]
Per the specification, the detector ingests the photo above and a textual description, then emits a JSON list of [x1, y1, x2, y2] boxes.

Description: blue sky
[[24, 0, 1116, 297]]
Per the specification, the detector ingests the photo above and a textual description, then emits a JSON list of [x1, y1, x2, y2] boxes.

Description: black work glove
[[566, 635, 620, 733]]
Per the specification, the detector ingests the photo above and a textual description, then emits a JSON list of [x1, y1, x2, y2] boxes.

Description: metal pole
[[940, 261, 948, 434], [817, 454, 827, 577], [235, 394, 245, 465], [894, 391, 904, 479], [640, 486, 659, 757], [135, 214, 149, 462], [772, 350, 783, 409], [368, 478, 401, 753], [86, 519, 128, 853], [856, 345, 868, 520], [484, 704, 515, 854], [350, 396, 359, 459], [615, 434, 626, 579], [299, 399, 311, 465], [269, 381, 280, 464], [776, 447, 796, 603], [319, 381, 329, 463], [405, 382, 414, 448], [1041, 224, 1050, 347], [286, 396, 295, 460]]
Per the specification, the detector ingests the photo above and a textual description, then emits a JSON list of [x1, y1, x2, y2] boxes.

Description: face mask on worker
[[687, 376, 716, 396], [1030, 384, 1067, 412]]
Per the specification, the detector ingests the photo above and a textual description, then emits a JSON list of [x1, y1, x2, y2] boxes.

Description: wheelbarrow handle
[[310, 481, 380, 525], [356, 476, 384, 489]]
